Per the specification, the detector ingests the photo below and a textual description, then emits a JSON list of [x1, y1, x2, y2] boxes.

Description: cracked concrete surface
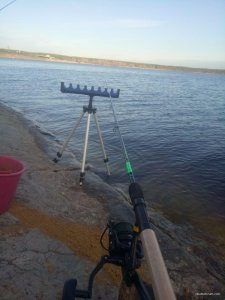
[[0, 105, 121, 299], [0, 212, 119, 300]]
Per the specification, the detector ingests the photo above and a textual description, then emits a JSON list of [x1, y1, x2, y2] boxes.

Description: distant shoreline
[[1, 48, 225, 74]]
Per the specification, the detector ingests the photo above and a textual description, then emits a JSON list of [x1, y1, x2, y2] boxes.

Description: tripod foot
[[79, 172, 85, 186], [53, 152, 62, 163]]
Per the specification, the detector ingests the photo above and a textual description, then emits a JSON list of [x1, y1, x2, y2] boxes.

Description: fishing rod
[[109, 94, 176, 300]]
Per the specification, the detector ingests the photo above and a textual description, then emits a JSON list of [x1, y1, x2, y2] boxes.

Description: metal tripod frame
[[54, 82, 120, 185]]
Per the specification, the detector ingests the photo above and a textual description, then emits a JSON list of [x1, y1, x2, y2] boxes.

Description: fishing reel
[[62, 221, 145, 300], [105, 221, 143, 270]]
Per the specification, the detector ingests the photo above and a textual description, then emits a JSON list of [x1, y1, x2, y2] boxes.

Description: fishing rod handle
[[140, 229, 176, 300]]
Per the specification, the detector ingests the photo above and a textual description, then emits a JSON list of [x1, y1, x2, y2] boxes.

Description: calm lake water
[[0, 58, 225, 228]]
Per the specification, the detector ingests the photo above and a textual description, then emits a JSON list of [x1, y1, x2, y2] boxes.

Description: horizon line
[[1, 48, 225, 73]]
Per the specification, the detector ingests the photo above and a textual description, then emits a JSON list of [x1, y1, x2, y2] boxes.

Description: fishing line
[[109, 94, 136, 184], [0, 0, 17, 12]]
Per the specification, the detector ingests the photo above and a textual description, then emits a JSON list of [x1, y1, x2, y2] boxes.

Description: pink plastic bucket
[[0, 156, 25, 214]]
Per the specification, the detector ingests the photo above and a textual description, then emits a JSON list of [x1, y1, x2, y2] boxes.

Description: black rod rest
[[61, 82, 120, 98]]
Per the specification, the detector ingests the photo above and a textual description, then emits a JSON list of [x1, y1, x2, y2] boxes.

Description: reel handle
[[62, 279, 77, 300], [62, 278, 91, 299]]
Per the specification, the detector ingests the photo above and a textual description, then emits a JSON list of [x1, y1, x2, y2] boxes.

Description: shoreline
[[1, 103, 225, 298], [0, 103, 132, 299], [1, 49, 225, 75]]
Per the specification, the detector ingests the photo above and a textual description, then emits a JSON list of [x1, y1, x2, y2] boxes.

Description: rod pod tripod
[[53, 82, 120, 185]]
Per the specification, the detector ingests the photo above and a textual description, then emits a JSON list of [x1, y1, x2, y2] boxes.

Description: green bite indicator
[[125, 160, 133, 174]]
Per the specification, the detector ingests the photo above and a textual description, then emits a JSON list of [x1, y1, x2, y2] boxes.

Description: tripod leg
[[53, 111, 85, 162], [80, 112, 91, 185], [93, 112, 110, 176]]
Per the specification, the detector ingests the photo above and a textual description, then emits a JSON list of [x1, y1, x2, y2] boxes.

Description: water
[[0, 58, 225, 229]]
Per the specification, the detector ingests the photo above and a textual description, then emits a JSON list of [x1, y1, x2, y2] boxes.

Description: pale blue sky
[[0, 0, 225, 68]]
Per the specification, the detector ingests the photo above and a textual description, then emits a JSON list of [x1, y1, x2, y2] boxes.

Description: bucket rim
[[0, 155, 26, 177]]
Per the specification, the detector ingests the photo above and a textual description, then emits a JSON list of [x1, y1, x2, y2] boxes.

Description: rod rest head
[[61, 82, 120, 98]]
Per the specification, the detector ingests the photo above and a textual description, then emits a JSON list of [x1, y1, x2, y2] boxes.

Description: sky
[[0, 0, 225, 69]]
